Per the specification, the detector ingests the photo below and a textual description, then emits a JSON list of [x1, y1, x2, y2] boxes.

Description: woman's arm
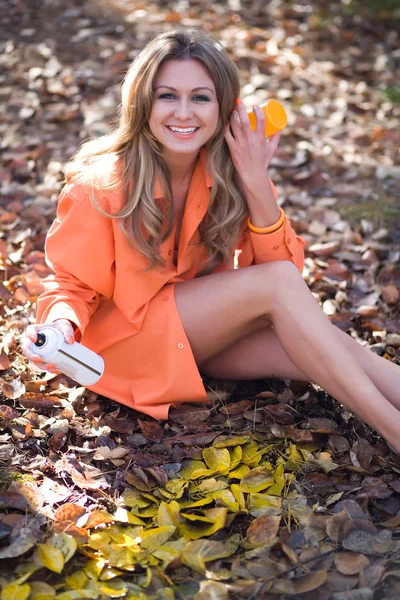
[[36, 183, 115, 340]]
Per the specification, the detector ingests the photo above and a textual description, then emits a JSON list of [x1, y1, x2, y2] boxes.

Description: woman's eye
[[158, 94, 210, 102]]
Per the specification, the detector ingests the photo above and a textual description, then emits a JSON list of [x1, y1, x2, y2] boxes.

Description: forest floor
[[0, 0, 400, 598]]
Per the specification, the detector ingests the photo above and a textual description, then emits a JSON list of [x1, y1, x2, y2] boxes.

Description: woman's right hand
[[22, 319, 76, 374]]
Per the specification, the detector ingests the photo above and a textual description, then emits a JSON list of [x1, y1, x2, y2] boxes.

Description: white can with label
[[31, 326, 104, 386]]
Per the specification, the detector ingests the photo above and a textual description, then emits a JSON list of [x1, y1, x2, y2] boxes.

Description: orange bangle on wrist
[[248, 207, 285, 234]]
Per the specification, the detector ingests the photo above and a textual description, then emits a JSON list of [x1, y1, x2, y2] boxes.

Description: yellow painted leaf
[[182, 539, 232, 573], [87, 530, 111, 551], [198, 479, 228, 493], [84, 558, 106, 579], [99, 567, 124, 581], [99, 579, 128, 598], [267, 464, 286, 496], [165, 479, 187, 496], [240, 467, 275, 493], [211, 489, 239, 512], [179, 460, 206, 478], [28, 581, 56, 600], [139, 526, 176, 552], [229, 446, 242, 470], [1, 583, 30, 600], [121, 489, 150, 508], [157, 501, 180, 528], [37, 544, 65, 574], [202, 447, 231, 472], [179, 508, 228, 540], [153, 538, 187, 564], [181, 513, 215, 523], [231, 484, 246, 511], [65, 571, 89, 590], [180, 497, 214, 509], [103, 545, 136, 569], [113, 506, 146, 525], [46, 532, 77, 562], [229, 464, 250, 479], [133, 505, 158, 518], [242, 441, 262, 466], [56, 591, 98, 600], [213, 433, 252, 447]]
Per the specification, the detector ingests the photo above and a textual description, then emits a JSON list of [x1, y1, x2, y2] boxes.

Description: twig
[[247, 545, 341, 600]]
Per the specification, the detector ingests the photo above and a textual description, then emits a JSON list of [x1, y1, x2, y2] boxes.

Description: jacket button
[[164, 297, 169, 301], [168, 250, 172, 255], [287, 237, 291, 243], [177, 343, 184, 349], [273, 245, 279, 250]]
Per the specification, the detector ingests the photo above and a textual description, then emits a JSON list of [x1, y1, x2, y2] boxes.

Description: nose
[[174, 100, 193, 120]]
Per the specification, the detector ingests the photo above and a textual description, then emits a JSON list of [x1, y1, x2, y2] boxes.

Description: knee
[[255, 260, 302, 290], [245, 260, 303, 316]]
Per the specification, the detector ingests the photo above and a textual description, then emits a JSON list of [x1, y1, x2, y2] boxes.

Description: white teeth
[[169, 126, 198, 134]]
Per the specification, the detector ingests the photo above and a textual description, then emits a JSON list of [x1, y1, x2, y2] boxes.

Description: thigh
[[173, 261, 300, 368], [200, 324, 309, 381]]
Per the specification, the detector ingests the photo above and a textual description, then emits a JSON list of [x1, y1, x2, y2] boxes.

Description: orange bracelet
[[248, 207, 285, 234]]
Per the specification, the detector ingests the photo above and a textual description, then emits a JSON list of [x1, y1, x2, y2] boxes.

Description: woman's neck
[[163, 151, 199, 188]]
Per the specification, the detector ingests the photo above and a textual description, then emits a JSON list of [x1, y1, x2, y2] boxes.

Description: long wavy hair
[[65, 27, 248, 275]]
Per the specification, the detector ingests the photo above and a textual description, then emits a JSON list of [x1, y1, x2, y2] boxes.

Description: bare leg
[[174, 261, 400, 449], [201, 323, 400, 411]]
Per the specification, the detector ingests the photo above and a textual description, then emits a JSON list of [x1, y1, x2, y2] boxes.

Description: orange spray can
[[247, 99, 287, 137]]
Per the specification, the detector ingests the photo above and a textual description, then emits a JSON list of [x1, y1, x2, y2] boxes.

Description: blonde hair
[[65, 27, 248, 275]]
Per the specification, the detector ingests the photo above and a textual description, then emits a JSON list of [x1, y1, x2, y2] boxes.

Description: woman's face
[[149, 59, 219, 159]]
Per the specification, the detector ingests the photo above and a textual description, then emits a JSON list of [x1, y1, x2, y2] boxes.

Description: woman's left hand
[[224, 100, 281, 190]]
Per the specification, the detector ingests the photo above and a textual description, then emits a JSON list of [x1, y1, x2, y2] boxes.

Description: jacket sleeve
[[236, 218, 305, 274], [235, 178, 305, 274], [36, 183, 115, 338]]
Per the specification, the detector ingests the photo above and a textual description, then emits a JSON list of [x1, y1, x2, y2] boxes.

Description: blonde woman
[[23, 28, 400, 451]]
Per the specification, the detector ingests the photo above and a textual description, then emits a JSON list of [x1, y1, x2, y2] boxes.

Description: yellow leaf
[[37, 544, 65, 574], [46, 532, 77, 562], [99, 579, 128, 598], [182, 539, 233, 573], [28, 581, 56, 600], [242, 441, 262, 466], [56, 591, 98, 600], [140, 526, 176, 552], [1, 582, 30, 600], [229, 446, 242, 470], [240, 467, 275, 493], [65, 571, 89, 590], [157, 501, 180, 528], [229, 464, 250, 479], [202, 447, 231, 473]]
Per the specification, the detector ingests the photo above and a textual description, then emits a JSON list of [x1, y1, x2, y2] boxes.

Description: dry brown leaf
[[54, 503, 87, 523], [246, 514, 281, 546], [1, 377, 26, 400], [138, 419, 164, 442], [294, 568, 328, 593], [335, 551, 370, 575]]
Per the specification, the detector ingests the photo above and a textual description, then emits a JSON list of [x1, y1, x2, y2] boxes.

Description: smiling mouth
[[166, 126, 200, 135]]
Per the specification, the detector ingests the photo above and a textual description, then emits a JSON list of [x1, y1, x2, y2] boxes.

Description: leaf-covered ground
[[0, 1, 400, 598]]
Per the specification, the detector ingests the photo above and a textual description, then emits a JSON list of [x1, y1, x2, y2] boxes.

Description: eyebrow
[[154, 85, 215, 95]]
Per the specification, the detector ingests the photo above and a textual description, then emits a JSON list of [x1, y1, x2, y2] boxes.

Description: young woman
[[23, 27, 400, 451]]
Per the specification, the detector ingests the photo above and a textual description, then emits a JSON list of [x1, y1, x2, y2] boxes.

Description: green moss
[[0, 470, 36, 491]]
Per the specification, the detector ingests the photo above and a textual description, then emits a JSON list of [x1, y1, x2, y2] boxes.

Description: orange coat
[[36, 149, 305, 419]]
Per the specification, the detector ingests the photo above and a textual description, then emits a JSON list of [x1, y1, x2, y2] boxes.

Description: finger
[[266, 131, 281, 156], [224, 121, 236, 147], [229, 110, 243, 138], [25, 325, 39, 342], [253, 105, 266, 139], [52, 320, 75, 344], [235, 100, 252, 136]]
